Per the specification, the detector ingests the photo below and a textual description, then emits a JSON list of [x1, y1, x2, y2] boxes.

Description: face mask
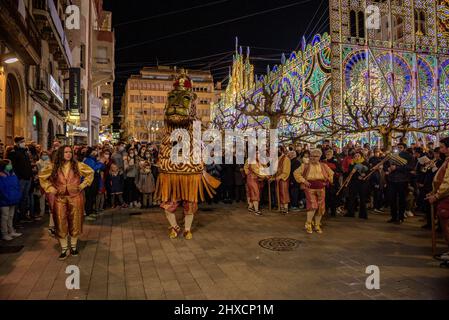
[[129, 153, 134, 157], [104, 154, 110, 159], [119, 146, 125, 152], [42, 155, 49, 161], [145, 153, 150, 158], [19, 143, 26, 149], [5, 164, 13, 172]]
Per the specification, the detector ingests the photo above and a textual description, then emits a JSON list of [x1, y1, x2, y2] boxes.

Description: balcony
[[0, 0, 41, 64], [92, 29, 115, 87], [32, 0, 72, 68]]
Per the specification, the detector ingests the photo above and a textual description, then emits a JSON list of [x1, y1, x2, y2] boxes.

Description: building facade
[[0, 0, 71, 148], [65, 0, 115, 145], [212, 0, 449, 145], [0, 0, 114, 148], [330, 0, 449, 143], [121, 66, 215, 142]]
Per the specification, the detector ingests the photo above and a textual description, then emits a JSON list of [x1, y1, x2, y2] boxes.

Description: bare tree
[[326, 93, 449, 150]]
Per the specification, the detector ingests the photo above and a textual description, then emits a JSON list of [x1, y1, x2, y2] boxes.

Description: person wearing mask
[[35, 151, 51, 220], [294, 149, 334, 234], [109, 163, 127, 208], [369, 149, 385, 214], [7, 136, 33, 223], [386, 143, 414, 224], [102, 149, 113, 209], [298, 151, 311, 209], [289, 151, 301, 211], [112, 143, 126, 173], [83, 147, 106, 221], [275, 146, 291, 214], [426, 137, 449, 263], [322, 149, 341, 217], [124, 148, 141, 208], [244, 154, 269, 216], [135, 159, 155, 209], [0, 160, 23, 241], [39, 146, 94, 260], [345, 151, 370, 219]]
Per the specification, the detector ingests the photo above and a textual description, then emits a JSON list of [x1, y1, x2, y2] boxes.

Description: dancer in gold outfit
[[39, 146, 94, 260], [294, 149, 333, 234]]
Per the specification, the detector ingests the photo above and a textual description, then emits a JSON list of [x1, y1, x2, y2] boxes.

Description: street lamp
[[1, 53, 19, 64]]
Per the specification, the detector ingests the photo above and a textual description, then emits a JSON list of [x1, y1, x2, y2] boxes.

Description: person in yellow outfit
[[275, 146, 291, 214], [39, 146, 94, 260], [244, 154, 269, 216], [294, 149, 334, 234]]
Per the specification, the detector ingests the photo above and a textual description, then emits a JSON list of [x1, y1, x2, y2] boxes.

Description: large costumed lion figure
[[154, 71, 220, 240]]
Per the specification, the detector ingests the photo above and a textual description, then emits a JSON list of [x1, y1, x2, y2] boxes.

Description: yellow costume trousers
[[53, 194, 84, 239]]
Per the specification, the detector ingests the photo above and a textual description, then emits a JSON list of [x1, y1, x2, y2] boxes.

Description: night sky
[[102, 0, 330, 121]]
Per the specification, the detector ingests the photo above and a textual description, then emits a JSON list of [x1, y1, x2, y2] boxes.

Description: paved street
[[0, 204, 448, 300]]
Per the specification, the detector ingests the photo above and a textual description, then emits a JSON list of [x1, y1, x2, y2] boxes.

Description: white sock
[[306, 211, 315, 223], [184, 215, 194, 232], [165, 211, 178, 228], [71, 237, 78, 249], [59, 237, 69, 251], [253, 202, 259, 212]]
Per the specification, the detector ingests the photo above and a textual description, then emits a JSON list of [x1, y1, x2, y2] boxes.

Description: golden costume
[[154, 72, 220, 239], [432, 159, 449, 249], [294, 161, 333, 234], [276, 154, 291, 212], [39, 162, 94, 253], [244, 161, 266, 202]]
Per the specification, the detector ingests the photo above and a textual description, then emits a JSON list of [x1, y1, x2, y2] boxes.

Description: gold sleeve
[[324, 163, 334, 183], [78, 162, 95, 190], [277, 157, 291, 181], [436, 166, 449, 200], [244, 161, 250, 176], [38, 163, 57, 194], [294, 165, 306, 184]]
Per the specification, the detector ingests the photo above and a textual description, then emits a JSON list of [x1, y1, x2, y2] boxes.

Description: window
[[394, 15, 404, 42], [350, 10, 357, 38], [80, 44, 86, 68], [415, 10, 426, 36], [358, 11, 365, 39]]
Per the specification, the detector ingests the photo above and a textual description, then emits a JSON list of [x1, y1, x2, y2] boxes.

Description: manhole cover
[[259, 238, 302, 252]]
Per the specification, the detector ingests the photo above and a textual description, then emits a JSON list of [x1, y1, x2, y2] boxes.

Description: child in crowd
[[109, 163, 127, 209], [135, 160, 155, 209]]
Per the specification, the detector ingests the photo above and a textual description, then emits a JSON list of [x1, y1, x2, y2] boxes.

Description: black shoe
[[344, 214, 355, 218], [254, 210, 262, 216], [58, 249, 70, 261], [48, 228, 56, 237], [70, 248, 79, 257], [387, 219, 397, 223]]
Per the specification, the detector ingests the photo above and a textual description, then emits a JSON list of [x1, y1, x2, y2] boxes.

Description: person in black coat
[[385, 143, 414, 224], [345, 151, 369, 219], [289, 151, 301, 210], [7, 136, 33, 223]]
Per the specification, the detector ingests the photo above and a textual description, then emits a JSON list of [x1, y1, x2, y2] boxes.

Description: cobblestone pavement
[[0, 203, 448, 300]]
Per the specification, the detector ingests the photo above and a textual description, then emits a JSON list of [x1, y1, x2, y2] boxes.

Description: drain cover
[[259, 238, 302, 252]]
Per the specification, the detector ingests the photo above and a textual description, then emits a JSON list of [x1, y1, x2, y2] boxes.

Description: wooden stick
[[431, 204, 436, 256], [268, 179, 272, 211], [276, 180, 281, 212]]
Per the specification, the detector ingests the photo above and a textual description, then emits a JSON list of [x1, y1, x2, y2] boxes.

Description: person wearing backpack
[[0, 159, 23, 241], [294, 149, 334, 234]]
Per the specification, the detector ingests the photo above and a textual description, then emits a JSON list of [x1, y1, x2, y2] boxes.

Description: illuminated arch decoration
[[439, 58, 449, 120]]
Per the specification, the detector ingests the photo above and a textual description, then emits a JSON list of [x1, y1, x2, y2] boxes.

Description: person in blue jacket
[[83, 147, 105, 221], [0, 159, 23, 241]]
